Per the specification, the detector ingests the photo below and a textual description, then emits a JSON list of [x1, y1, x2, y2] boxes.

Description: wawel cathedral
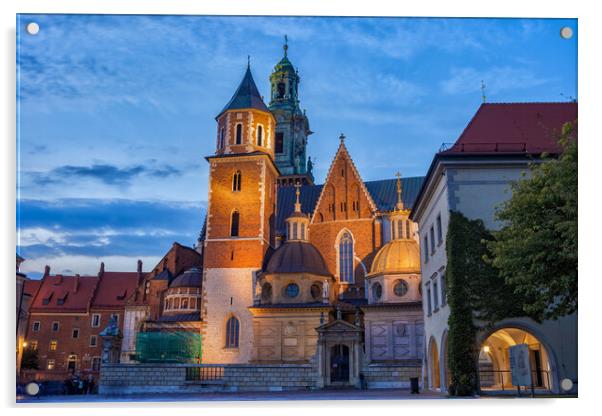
[[119, 41, 426, 386]]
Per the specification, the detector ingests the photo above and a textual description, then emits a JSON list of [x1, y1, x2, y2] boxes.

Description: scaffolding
[[135, 331, 202, 363]]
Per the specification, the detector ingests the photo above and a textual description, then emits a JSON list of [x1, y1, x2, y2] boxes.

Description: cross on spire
[[339, 133, 346, 144], [395, 171, 404, 210], [283, 34, 288, 57], [247, 55, 251, 68], [294, 181, 302, 213]]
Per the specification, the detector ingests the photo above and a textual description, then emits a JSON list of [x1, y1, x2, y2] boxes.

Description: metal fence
[[185, 365, 224, 382], [479, 369, 551, 393]]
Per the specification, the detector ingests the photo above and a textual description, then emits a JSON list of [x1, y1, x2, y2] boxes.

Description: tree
[[21, 346, 39, 370], [488, 123, 577, 321]]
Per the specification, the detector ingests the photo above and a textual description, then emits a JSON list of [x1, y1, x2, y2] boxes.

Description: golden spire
[[395, 171, 404, 211], [294, 181, 302, 213]]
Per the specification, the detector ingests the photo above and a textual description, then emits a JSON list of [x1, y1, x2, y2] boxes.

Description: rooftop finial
[[294, 181, 302, 213], [339, 133, 346, 144], [247, 55, 251, 69], [283, 34, 288, 57], [395, 171, 404, 210], [481, 80, 486, 103]]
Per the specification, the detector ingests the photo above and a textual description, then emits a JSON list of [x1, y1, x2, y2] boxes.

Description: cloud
[[440, 66, 550, 96], [17, 198, 206, 264], [27, 162, 182, 187]]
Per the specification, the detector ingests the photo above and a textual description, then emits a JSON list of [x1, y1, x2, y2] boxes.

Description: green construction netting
[[135, 331, 202, 363]]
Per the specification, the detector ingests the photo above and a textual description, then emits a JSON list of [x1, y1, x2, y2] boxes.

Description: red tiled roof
[[30, 275, 99, 313], [23, 279, 41, 297], [91, 272, 140, 309], [442, 102, 577, 155]]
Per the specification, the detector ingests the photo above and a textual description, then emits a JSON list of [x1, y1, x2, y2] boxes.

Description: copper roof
[[264, 241, 330, 276]]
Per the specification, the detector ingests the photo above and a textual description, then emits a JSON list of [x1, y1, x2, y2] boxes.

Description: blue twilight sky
[[16, 15, 577, 278]]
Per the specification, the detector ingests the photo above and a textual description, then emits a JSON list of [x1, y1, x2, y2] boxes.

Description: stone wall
[[362, 363, 422, 389], [99, 363, 317, 395]]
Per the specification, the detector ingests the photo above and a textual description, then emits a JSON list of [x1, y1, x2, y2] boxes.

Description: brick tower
[[201, 63, 279, 363]]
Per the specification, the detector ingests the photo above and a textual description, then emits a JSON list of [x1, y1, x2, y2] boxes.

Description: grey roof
[[265, 241, 330, 276], [153, 269, 172, 281], [275, 177, 425, 233], [217, 66, 270, 119], [169, 267, 202, 288]]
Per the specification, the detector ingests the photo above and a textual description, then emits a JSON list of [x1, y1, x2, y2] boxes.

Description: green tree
[[488, 123, 577, 321], [21, 346, 39, 370]]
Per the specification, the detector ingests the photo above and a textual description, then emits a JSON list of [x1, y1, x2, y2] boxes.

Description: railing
[[479, 369, 551, 394], [185, 365, 224, 383]]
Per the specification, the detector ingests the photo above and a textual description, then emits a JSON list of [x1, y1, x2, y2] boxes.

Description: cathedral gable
[[311, 140, 377, 224]]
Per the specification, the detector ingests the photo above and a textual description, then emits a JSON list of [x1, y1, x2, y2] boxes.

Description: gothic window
[[232, 171, 241, 192], [339, 231, 354, 283], [235, 123, 243, 144], [275, 132, 284, 154], [225, 316, 239, 349], [230, 210, 240, 237], [257, 125, 263, 147]]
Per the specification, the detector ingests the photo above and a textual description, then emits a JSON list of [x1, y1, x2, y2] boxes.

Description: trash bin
[[410, 377, 420, 394]]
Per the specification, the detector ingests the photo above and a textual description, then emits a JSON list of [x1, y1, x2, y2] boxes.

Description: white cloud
[[440, 66, 549, 96], [19, 254, 161, 277]]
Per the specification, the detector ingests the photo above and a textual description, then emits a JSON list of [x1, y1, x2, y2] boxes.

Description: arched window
[[225, 316, 239, 348], [230, 210, 240, 237], [339, 231, 354, 283], [301, 224, 306, 240], [406, 220, 411, 239], [232, 171, 241, 192], [235, 124, 242, 144], [293, 223, 298, 240], [257, 125, 263, 147]]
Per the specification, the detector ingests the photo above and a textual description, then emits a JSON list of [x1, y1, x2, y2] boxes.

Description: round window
[[310, 282, 322, 300], [372, 282, 382, 300], [394, 280, 409, 297], [285, 283, 300, 298]]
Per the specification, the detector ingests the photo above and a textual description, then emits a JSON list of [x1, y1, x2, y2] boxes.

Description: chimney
[[137, 259, 143, 284], [98, 262, 105, 278], [43, 265, 50, 278], [73, 274, 80, 293]]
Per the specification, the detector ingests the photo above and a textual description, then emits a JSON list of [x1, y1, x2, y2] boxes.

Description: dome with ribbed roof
[[169, 267, 202, 288], [265, 241, 330, 276], [370, 240, 420, 275]]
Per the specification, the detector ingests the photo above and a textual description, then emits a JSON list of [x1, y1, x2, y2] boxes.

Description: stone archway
[[478, 326, 556, 392], [428, 336, 440, 389]]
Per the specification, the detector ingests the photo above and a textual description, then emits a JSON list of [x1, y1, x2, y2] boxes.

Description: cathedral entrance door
[[330, 344, 350, 383]]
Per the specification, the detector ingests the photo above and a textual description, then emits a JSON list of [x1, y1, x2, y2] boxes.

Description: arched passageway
[[478, 327, 553, 391], [428, 337, 440, 389]]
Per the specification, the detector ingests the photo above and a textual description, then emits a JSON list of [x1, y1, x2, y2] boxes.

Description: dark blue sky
[[16, 15, 577, 277]]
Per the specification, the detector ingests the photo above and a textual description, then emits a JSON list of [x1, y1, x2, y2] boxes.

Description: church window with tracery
[[339, 231, 354, 283], [232, 171, 241, 192], [230, 210, 240, 237], [225, 316, 239, 348], [235, 123, 242, 144]]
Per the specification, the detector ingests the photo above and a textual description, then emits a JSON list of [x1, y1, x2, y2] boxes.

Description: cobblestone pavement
[[17, 388, 448, 403]]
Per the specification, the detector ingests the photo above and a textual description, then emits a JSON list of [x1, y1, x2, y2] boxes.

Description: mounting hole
[[26, 22, 40, 35], [560, 26, 573, 40], [560, 378, 574, 392]]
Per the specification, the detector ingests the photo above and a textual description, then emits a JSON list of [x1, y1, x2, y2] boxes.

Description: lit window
[[90, 336, 97, 347], [230, 210, 240, 237], [32, 321, 40, 332], [47, 359, 55, 370], [225, 316, 239, 349], [339, 231, 354, 283], [49, 340, 58, 351], [397, 220, 403, 240], [181, 298, 189, 309], [91, 314, 100, 327], [406, 220, 411, 239], [30, 340, 38, 350], [235, 124, 242, 144]]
